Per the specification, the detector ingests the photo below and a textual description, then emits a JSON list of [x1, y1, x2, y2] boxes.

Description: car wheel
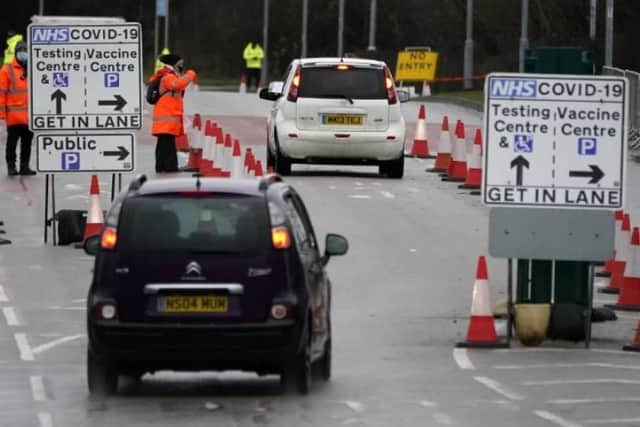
[[87, 350, 118, 396], [275, 150, 292, 176], [281, 324, 312, 395], [381, 155, 404, 179]]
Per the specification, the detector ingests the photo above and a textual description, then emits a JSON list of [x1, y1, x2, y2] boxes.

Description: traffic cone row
[[181, 114, 265, 179], [599, 210, 627, 292], [456, 256, 507, 348], [606, 225, 640, 312]]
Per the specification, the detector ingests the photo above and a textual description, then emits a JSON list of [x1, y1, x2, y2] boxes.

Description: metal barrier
[[603, 66, 640, 157]]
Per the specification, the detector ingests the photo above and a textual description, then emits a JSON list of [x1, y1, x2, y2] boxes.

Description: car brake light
[[287, 66, 301, 102], [384, 68, 397, 105], [336, 64, 351, 71], [100, 227, 118, 249], [272, 227, 291, 249]]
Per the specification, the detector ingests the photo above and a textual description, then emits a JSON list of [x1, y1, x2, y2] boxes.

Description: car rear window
[[117, 194, 270, 254], [297, 66, 386, 100]]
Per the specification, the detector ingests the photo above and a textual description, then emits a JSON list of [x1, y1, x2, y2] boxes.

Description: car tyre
[[87, 350, 118, 396], [380, 155, 404, 179], [275, 150, 292, 176], [281, 324, 312, 395], [316, 334, 331, 381]]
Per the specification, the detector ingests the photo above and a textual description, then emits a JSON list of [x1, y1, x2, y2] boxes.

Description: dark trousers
[[245, 68, 261, 89], [155, 134, 178, 172], [6, 124, 33, 169]]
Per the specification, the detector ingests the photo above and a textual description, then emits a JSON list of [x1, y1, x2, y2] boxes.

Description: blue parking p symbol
[[62, 152, 80, 170], [578, 138, 597, 155], [104, 73, 120, 88]]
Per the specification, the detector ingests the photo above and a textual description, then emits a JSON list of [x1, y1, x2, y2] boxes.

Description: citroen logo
[[185, 261, 202, 276]]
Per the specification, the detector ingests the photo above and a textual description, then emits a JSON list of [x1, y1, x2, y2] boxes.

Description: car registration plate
[[159, 295, 228, 313], [323, 114, 363, 125]]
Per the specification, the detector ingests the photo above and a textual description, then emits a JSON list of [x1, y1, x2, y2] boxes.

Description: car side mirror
[[322, 233, 349, 265], [259, 88, 281, 101], [397, 88, 410, 103], [84, 235, 100, 256]]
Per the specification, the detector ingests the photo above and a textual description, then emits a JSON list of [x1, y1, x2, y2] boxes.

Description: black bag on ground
[[55, 210, 87, 245]]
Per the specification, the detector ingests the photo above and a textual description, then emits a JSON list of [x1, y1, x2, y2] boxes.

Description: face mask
[[16, 51, 27, 62]]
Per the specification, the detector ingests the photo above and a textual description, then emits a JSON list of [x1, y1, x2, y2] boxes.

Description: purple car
[[84, 174, 348, 395]]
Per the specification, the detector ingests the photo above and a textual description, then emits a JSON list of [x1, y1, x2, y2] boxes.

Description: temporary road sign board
[[395, 50, 439, 82], [28, 23, 143, 132], [482, 73, 628, 209], [36, 133, 135, 173]]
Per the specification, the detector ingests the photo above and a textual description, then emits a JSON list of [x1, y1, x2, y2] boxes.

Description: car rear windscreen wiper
[[316, 94, 354, 104]]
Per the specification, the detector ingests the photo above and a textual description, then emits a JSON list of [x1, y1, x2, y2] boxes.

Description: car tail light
[[271, 226, 291, 249], [270, 303, 294, 320], [384, 68, 397, 105], [287, 66, 302, 102], [96, 303, 117, 320], [100, 227, 118, 249], [336, 64, 351, 71]]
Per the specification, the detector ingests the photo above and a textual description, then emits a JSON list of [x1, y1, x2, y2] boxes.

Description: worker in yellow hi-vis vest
[[242, 42, 264, 90], [3, 30, 23, 65]]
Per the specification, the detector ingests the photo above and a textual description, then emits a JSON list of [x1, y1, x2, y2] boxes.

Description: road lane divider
[[452, 348, 475, 370], [2, 307, 20, 326], [30, 376, 47, 402], [14, 333, 34, 361], [473, 376, 524, 401], [534, 410, 583, 427], [0, 285, 9, 302]]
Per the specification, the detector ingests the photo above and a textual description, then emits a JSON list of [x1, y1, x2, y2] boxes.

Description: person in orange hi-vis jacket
[[0, 40, 35, 176], [149, 53, 197, 173]]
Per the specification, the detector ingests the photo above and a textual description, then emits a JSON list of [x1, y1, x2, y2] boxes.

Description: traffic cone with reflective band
[[245, 148, 255, 177], [623, 321, 640, 352], [459, 129, 482, 190], [83, 175, 104, 242], [609, 213, 631, 293], [429, 116, 452, 172], [456, 256, 507, 348], [223, 133, 233, 173], [608, 227, 640, 311], [200, 121, 217, 176], [443, 120, 467, 181], [231, 139, 244, 178], [239, 74, 247, 93], [254, 160, 264, 177], [421, 80, 431, 97], [408, 105, 433, 158], [210, 126, 225, 176], [185, 114, 203, 171], [597, 210, 625, 280]]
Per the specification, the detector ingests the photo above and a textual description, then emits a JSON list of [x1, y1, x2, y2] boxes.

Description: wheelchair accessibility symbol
[[53, 72, 69, 88], [514, 134, 533, 153]]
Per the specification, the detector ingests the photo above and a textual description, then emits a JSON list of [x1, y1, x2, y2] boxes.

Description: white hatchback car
[[259, 57, 409, 178]]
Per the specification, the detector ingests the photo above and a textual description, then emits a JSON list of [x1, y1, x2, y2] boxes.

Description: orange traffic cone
[[239, 74, 247, 93], [428, 116, 452, 173], [623, 321, 640, 352], [231, 139, 244, 178], [200, 121, 217, 176], [83, 175, 104, 242], [456, 256, 507, 348], [245, 148, 255, 177], [408, 105, 433, 158], [254, 159, 264, 177], [597, 210, 625, 280], [185, 114, 203, 171], [459, 129, 482, 190], [608, 227, 640, 311], [609, 213, 631, 293], [443, 120, 467, 182], [223, 133, 233, 173]]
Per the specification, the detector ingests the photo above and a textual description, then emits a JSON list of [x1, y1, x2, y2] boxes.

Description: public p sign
[[395, 50, 439, 82], [27, 23, 143, 132], [482, 73, 628, 209]]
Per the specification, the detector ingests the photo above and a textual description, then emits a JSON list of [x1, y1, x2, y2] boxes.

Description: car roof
[[294, 57, 387, 68], [132, 177, 277, 198]]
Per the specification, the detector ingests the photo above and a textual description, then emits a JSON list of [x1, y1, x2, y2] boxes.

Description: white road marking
[[496, 363, 640, 371], [453, 348, 475, 370], [348, 195, 371, 199], [432, 413, 454, 425], [525, 379, 640, 386], [38, 413, 53, 427], [30, 376, 46, 401], [493, 348, 635, 356], [549, 397, 640, 405], [47, 306, 85, 311], [534, 410, 583, 427], [2, 307, 20, 326], [380, 191, 395, 199], [418, 400, 437, 407], [328, 185, 337, 190], [32, 334, 85, 356], [408, 187, 421, 193], [72, 298, 86, 303], [474, 376, 524, 401], [584, 418, 640, 425], [409, 248, 417, 253], [343, 401, 366, 413], [0, 285, 9, 302], [14, 333, 34, 361], [355, 182, 364, 186], [28, 265, 43, 270]]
